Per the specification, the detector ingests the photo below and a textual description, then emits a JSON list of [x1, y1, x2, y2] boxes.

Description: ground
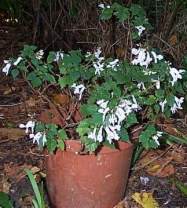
[[0, 19, 187, 208]]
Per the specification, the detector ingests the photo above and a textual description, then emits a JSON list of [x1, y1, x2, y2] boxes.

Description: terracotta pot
[[46, 140, 133, 208]]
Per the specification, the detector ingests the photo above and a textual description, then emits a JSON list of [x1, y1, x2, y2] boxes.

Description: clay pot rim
[[59, 139, 133, 155]]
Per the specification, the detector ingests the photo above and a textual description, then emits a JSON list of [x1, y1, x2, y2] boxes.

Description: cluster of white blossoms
[[131, 47, 163, 68], [92, 47, 105, 75], [159, 96, 184, 114], [2, 57, 22, 75], [152, 131, 163, 146], [19, 121, 47, 146], [88, 96, 141, 143], [87, 48, 119, 75], [71, 83, 86, 100]]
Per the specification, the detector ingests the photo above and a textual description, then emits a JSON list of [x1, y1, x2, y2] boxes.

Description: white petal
[[13, 57, 22, 66]]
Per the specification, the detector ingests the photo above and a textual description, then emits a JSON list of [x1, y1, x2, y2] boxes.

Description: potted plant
[[2, 3, 187, 208]]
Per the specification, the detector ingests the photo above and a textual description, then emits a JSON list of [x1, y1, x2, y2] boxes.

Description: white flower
[[159, 99, 167, 112], [97, 99, 109, 109], [54, 51, 64, 62], [19, 120, 35, 134], [88, 127, 97, 141], [97, 100, 110, 121], [169, 67, 185, 86], [97, 126, 103, 142], [171, 96, 184, 114], [94, 47, 102, 59], [151, 77, 160, 89], [115, 107, 126, 124], [93, 62, 105, 75], [135, 25, 145, 36], [2, 60, 11, 75], [13, 57, 22, 66], [151, 51, 163, 63], [36, 50, 44, 60], [71, 83, 86, 100], [106, 59, 119, 70], [92, 48, 105, 75], [29, 131, 47, 146], [152, 131, 163, 146], [131, 48, 140, 55], [32, 132, 42, 145], [108, 114, 117, 125], [140, 176, 150, 185], [137, 82, 146, 90], [105, 125, 120, 144], [85, 51, 92, 58], [98, 3, 105, 9]]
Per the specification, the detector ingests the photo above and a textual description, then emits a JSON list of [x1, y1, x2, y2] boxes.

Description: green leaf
[[139, 124, 157, 149], [77, 120, 90, 137], [25, 169, 42, 208], [22, 45, 37, 57], [125, 113, 138, 128], [103, 140, 116, 149], [0, 192, 13, 208], [119, 128, 129, 141], [154, 104, 160, 114], [57, 139, 65, 150], [58, 76, 74, 88], [113, 5, 130, 22], [155, 89, 165, 99], [11, 68, 19, 79], [172, 178, 187, 197], [100, 7, 113, 20], [35, 122, 45, 132], [43, 73, 56, 83], [144, 95, 156, 105], [46, 138, 57, 153], [166, 133, 187, 145], [130, 4, 145, 17], [58, 129, 68, 140], [47, 51, 56, 63], [166, 95, 175, 106], [27, 72, 42, 88], [80, 104, 98, 116], [85, 139, 99, 152]]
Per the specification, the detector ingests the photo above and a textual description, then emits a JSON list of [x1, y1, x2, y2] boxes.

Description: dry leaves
[[0, 128, 25, 140], [137, 145, 186, 177], [132, 192, 159, 208], [52, 93, 70, 107]]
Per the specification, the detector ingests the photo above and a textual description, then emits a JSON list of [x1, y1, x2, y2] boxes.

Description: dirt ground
[[0, 18, 187, 208]]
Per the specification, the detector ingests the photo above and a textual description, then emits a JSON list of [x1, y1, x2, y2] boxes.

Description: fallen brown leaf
[[171, 146, 185, 163], [52, 93, 70, 107], [138, 150, 175, 177], [0, 128, 25, 140]]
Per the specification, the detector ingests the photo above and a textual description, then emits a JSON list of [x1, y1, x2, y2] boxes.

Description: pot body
[[46, 140, 133, 208]]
